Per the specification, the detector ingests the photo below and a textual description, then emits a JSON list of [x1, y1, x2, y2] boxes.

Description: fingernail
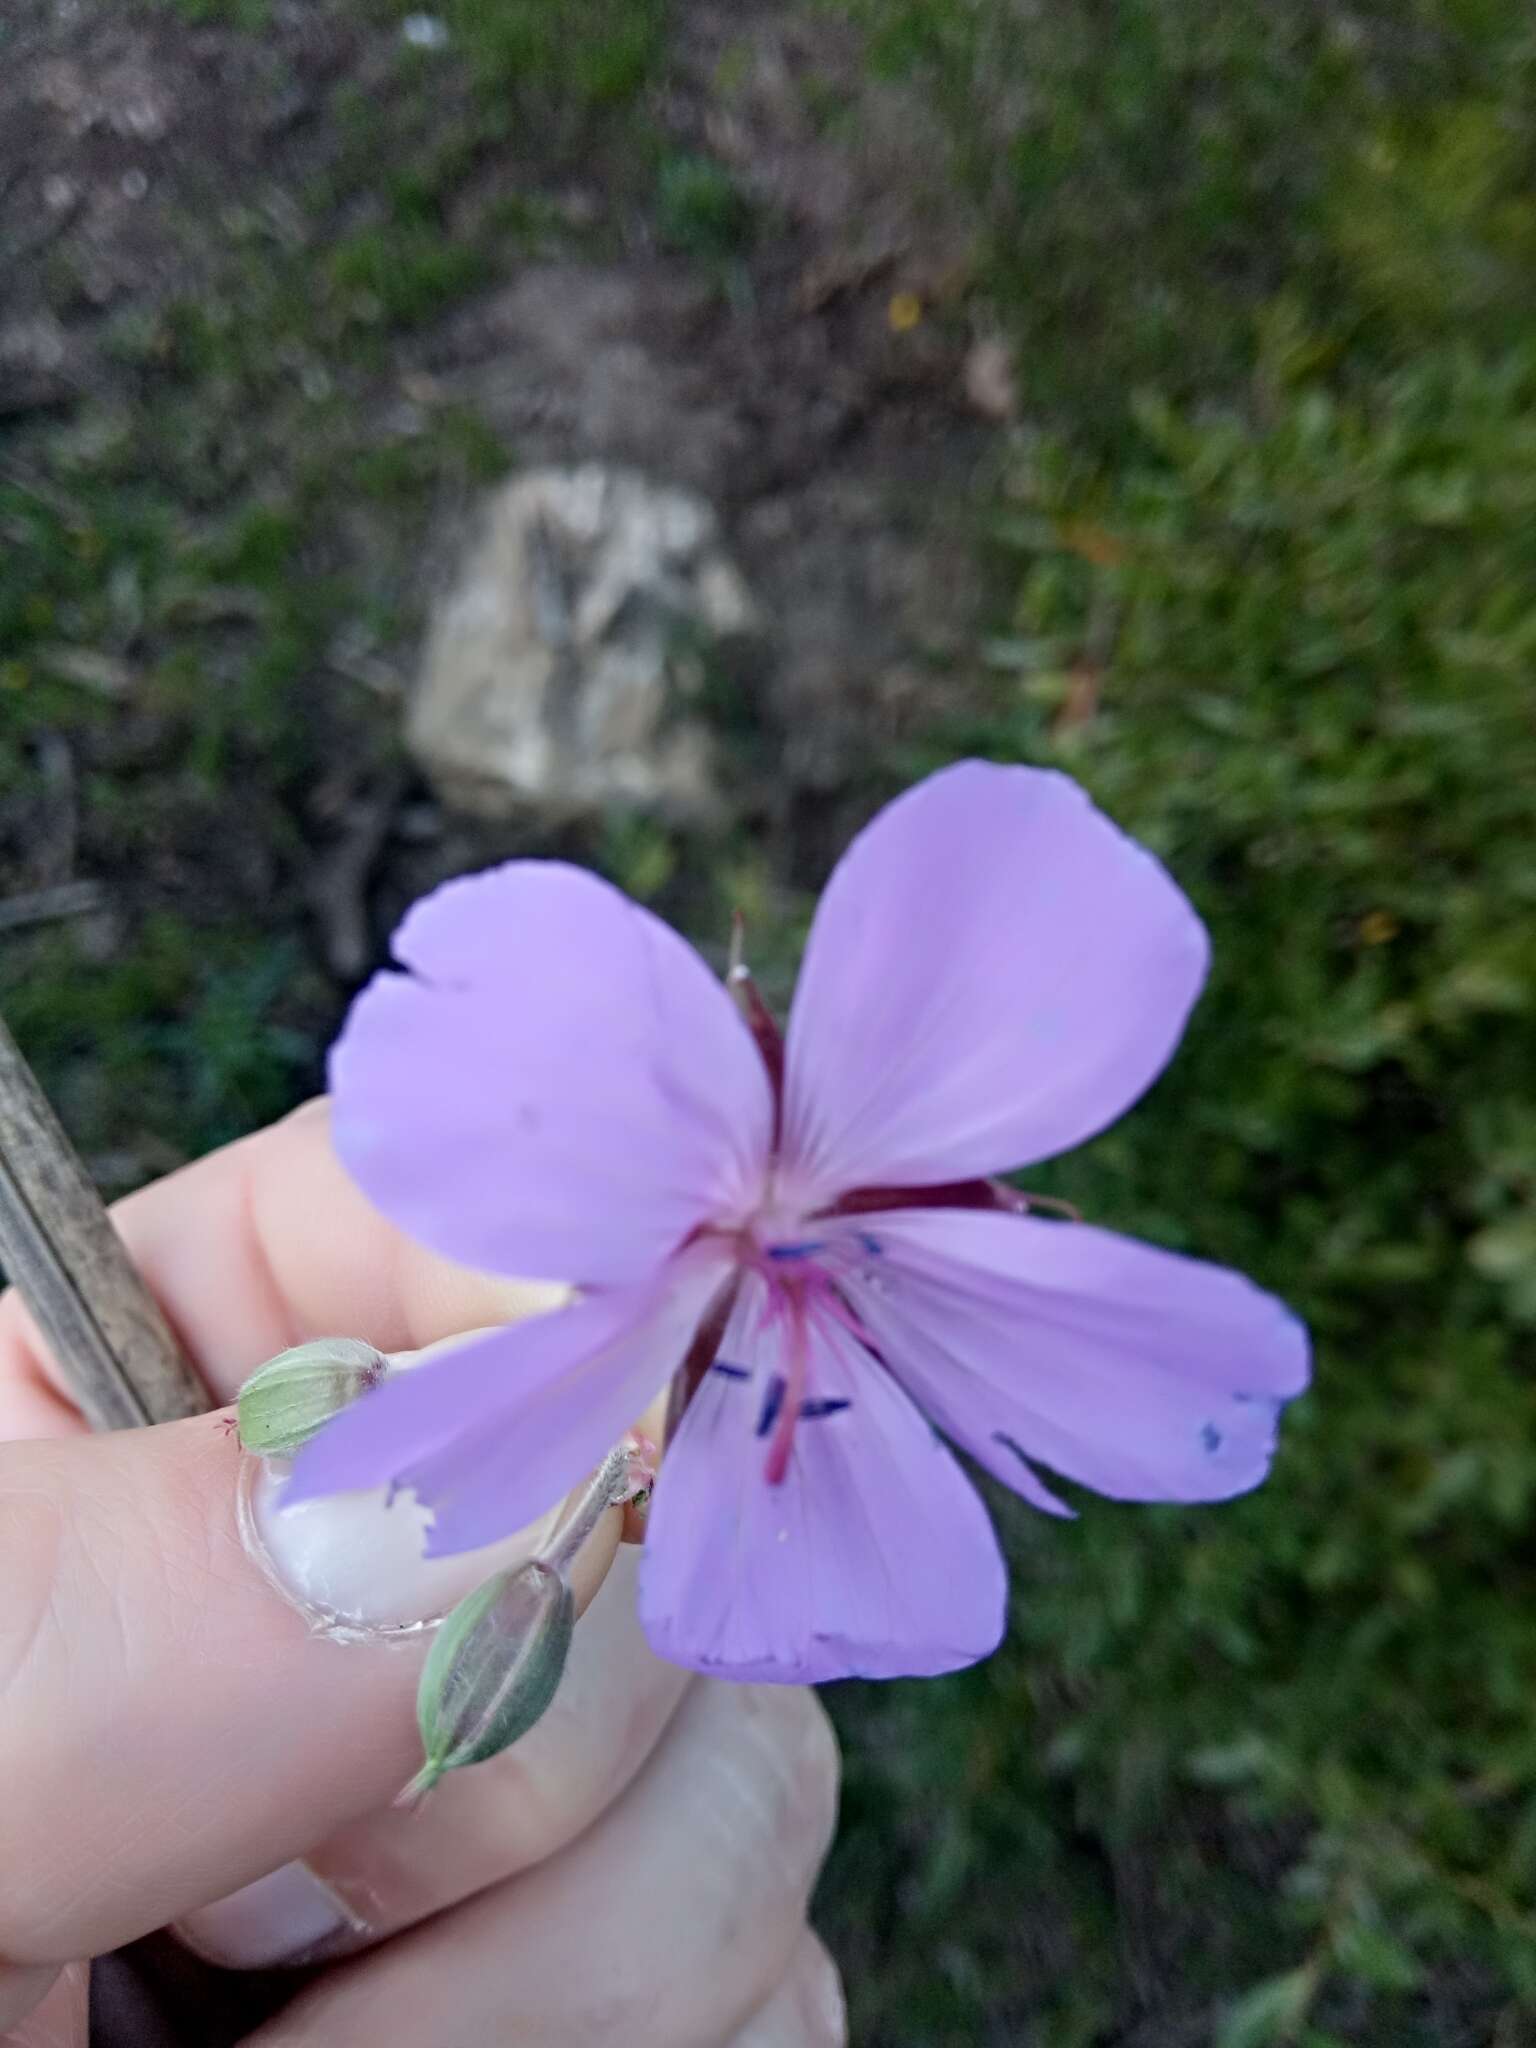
[[239, 1334, 563, 1639], [176, 1862, 358, 1968], [241, 1452, 562, 1637]]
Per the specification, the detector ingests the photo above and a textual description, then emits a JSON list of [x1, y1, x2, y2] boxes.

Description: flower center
[[731, 1226, 875, 1485], [706, 937, 1073, 1483]]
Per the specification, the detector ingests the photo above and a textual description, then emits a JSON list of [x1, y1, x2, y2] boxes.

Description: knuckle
[[727, 1685, 841, 1888], [0, 1962, 63, 2035], [789, 1693, 841, 1870], [796, 1934, 848, 2048], [0, 1468, 68, 1959]]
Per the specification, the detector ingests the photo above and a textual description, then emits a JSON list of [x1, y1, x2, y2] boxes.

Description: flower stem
[[543, 1443, 633, 1579]]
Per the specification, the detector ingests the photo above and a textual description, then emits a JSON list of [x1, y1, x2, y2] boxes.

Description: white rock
[[408, 466, 758, 822]]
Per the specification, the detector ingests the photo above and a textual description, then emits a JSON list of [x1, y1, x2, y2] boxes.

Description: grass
[[8, 0, 1536, 2040], [841, 0, 1536, 433]]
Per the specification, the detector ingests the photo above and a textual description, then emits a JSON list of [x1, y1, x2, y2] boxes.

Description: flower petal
[[780, 762, 1210, 1200], [639, 1275, 1007, 1682], [330, 862, 773, 1287], [285, 1252, 727, 1554], [837, 1208, 1309, 1507]]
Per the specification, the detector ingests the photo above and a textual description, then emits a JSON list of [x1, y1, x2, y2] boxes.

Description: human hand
[[0, 1099, 844, 2046]]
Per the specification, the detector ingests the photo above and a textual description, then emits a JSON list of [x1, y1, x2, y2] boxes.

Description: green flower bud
[[236, 1337, 386, 1457], [403, 1559, 575, 1803]]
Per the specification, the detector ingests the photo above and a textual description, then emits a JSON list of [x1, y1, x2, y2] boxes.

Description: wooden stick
[[0, 1014, 206, 1429]]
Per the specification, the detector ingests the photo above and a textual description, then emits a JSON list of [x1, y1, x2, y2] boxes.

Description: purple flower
[[289, 762, 1309, 1683]]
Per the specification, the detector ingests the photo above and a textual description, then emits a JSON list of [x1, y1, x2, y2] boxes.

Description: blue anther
[[756, 1374, 787, 1438], [798, 1398, 852, 1421]]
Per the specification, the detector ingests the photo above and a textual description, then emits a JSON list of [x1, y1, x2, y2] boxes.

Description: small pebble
[[962, 336, 1018, 421], [401, 13, 449, 48]]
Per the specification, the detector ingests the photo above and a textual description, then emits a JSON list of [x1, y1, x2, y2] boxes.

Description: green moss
[[327, 226, 491, 331], [372, 0, 668, 104], [150, 0, 272, 25], [350, 408, 510, 502], [0, 921, 321, 1175], [655, 152, 755, 260]]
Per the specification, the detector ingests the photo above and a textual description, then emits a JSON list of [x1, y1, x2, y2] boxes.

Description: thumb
[[0, 1412, 617, 1972]]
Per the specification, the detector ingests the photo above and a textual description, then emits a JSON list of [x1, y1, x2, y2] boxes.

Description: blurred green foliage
[[3, 919, 319, 1161], [424, 0, 666, 103], [842, 0, 1536, 431], [834, 350, 1536, 2044]]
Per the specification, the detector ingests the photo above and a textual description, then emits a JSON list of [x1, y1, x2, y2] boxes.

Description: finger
[[0, 1373, 79, 1443], [243, 1682, 841, 2048], [0, 1968, 61, 2037], [0, 1417, 618, 1969], [177, 1550, 692, 1967], [0, 1097, 565, 1426], [0, 1963, 87, 2048], [729, 1934, 847, 2048]]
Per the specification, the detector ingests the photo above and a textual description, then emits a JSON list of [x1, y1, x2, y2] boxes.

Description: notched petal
[[782, 761, 1210, 1200], [330, 860, 772, 1289]]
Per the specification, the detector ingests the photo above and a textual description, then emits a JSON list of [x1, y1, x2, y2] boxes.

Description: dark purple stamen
[[823, 1177, 1035, 1221], [713, 1360, 750, 1380], [799, 1397, 852, 1421], [756, 1374, 787, 1439], [727, 917, 785, 1136], [1200, 1422, 1223, 1454], [768, 1240, 826, 1262]]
